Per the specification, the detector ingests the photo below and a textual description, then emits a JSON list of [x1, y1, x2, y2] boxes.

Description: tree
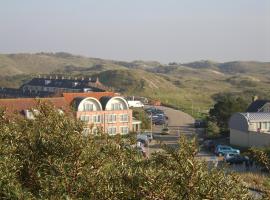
[[132, 108, 151, 130], [206, 121, 220, 138], [209, 94, 248, 132], [0, 102, 252, 199]]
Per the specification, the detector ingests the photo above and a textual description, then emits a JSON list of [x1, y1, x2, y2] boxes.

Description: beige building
[[229, 112, 270, 147]]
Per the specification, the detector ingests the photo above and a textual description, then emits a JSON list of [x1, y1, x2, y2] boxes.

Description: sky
[[0, 0, 269, 63]]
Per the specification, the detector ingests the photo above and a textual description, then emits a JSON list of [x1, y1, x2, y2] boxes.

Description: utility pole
[[150, 113, 153, 133]]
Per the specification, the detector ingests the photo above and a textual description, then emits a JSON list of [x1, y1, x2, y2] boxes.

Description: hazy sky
[[0, 0, 269, 63]]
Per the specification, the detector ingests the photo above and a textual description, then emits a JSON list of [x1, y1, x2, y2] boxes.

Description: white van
[[127, 100, 144, 108]]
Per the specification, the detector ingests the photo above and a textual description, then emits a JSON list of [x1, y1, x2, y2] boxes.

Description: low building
[[0, 92, 141, 135], [21, 76, 108, 95], [246, 99, 270, 112], [229, 112, 270, 147]]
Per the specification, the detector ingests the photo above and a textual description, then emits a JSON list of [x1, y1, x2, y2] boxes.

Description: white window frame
[[120, 126, 129, 134], [93, 115, 102, 123], [83, 103, 94, 111], [107, 114, 117, 123], [112, 103, 122, 110], [80, 115, 90, 122], [107, 126, 117, 135], [119, 114, 129, 122]]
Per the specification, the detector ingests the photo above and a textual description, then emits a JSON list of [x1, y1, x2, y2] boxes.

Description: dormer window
[[72, 82, 79, 87], [112, 103, 122, 110], [45, 80, 51, 85], [83, 103, 94, 111]]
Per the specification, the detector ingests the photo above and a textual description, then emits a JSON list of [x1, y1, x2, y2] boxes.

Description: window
[[263, 122, 268, 130], [93, 115, 102, 123], [120, 127, 129, 134], [80, 115, 90, 122], [83, 103, 94, 111], [108, 127, 117, 135], [112, 103, 122, 110], [107, 114, 117, 123], [120, 114, 129, 122]]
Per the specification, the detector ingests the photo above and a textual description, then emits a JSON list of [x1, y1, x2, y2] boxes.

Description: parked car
[[215, 145, 240, 156], [152, 115, 166, 125], [128, 100, 144, 108], [225, 155, 249, 165], [137, 134, 150, 146], [145, 107, 164, 115], [141, 131, 153, 142], [161, 127, 170, 135], [194, 119, 207, 128], [224, 152, 239, 161]]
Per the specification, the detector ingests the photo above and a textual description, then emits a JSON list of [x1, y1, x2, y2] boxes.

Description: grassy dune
[[0, 53, 270, 115]]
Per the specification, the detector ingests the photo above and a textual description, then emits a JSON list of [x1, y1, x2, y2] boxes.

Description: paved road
[[151, 106, 195, 135], [146, 106, 196, 154]]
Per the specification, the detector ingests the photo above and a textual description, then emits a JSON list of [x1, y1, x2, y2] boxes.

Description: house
[[0, 92, 141, 135], [229, 112, 270, 147], [246, 96, 270, 112], [0, 97, 70, 117], [20, 76, 109, 95]]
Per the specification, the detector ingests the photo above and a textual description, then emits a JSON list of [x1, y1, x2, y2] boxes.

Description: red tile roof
[[0, 97, 70, 116], [0, 92, 118, 117], [62, 92, 116, 105]]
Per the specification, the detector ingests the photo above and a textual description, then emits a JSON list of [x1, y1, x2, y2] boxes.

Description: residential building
[[246, 96, 270, 112], [0, 92, 141, 135], [229, 112, 270, 147], [0, 76, 111, 98], [21, 76, 108, 94]]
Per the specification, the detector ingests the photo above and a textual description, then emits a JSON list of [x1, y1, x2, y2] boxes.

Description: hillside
[[0, 52, 270, 115]]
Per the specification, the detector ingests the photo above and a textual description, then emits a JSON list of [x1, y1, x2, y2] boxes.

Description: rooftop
[[0, 97, 71, 116], [22, 77, 108, 92], [246, 99, 270, 112], [240, 112, 270, 122]]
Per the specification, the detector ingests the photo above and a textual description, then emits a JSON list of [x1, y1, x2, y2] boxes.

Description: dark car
[[153, 119, 166, 125], [225, 155, 249, 165], [194, 120, 207, 128]]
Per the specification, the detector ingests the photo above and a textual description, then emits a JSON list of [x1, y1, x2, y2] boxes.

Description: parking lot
[[144, 106, 262, 173]]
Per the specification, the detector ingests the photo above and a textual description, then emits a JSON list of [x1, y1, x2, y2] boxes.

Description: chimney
[[252, 96, 258, 102]]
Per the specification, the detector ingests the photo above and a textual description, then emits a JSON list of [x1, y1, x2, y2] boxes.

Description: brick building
[[0, 92, 141, 135]]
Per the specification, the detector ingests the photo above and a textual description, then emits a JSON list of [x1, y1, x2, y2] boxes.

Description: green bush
[[0, 103, 252, 199]]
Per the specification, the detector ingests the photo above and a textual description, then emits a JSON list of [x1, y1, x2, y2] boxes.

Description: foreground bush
[[0, 103, 252, 199]]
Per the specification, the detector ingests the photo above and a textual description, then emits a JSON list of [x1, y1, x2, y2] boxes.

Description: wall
[[230, 129, 249, 147], [76, 109, 133, 135], [230, 129, 270, 147]]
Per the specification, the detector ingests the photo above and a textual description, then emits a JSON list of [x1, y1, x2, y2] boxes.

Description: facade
[[229, 112, 270, 147], [20, 76, 108, 95], [0, 92, 141, 135], [74, 96, 134, 135]]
